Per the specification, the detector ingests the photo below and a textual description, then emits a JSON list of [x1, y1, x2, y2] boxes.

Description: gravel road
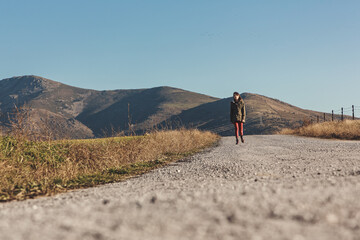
[[1, 135, 360, 240]]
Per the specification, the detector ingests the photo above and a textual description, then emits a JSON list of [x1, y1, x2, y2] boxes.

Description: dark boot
[[236, 138, 239, 145], [240, 136, 245, 143]]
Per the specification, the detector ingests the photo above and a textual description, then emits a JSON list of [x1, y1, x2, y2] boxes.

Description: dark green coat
[[230, 99, 246, 123]]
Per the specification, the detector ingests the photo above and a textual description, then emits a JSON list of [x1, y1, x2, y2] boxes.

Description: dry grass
[[0, 129, 219, 202], [280, 120, 360, 140]]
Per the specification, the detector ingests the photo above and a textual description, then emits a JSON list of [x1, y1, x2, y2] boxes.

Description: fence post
[[341, 107, 344, 121], [323, 113, 326, 122], [317, 116, 319, 123], [332, 110, 334, 121], [353, 105, 355, 120]]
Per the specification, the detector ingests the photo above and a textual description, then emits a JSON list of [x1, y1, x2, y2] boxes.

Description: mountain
[[0, 75, 97, 138], [0, 75, 335, 139], [0, 75, 218, 138], [76, 86, 219, 135], [160, 93, 335, 136]]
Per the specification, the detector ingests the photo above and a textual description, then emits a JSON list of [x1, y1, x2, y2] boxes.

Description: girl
[[230, 92, 246, 144]]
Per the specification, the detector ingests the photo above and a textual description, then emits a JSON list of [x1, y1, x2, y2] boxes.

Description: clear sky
[[1, 0, 359, 114]]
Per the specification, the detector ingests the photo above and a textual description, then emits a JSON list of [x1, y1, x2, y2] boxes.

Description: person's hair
[[233, 92, 242, 100]]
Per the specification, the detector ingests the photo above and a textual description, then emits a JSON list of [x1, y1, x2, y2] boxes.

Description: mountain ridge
[[0, 76, 219, 138], [0, 75, 331, 139]]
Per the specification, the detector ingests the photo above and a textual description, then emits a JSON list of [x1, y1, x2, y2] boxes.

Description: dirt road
[[1, 135, 360, 240]]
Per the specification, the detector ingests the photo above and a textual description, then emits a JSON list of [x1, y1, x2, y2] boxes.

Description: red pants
[[234, 121, 243, 138]]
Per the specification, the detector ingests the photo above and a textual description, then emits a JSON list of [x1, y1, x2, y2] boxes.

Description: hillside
[[0, 75, 218, 138], [161, 93, 334, 136], [77, 86, 219, 135], [0, 75, 336, 138]]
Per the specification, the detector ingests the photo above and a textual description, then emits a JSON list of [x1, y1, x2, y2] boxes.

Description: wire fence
[[315, 105, 360, 123]]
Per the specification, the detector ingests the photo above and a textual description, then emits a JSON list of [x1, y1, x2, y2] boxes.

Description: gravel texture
[[1, 135, 360, 240]]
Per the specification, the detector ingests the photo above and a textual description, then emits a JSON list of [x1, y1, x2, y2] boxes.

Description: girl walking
[[230, 92, 246, 144]]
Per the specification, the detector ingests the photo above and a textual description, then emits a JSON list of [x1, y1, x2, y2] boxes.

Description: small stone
[[349, 221, 359, 230], [326, 213, 338, 224], [150, 196, 157, 204], [59, 224, 72, 231], [102, 199, 110, 205], [252, 235, 263, 240], [135, 201, 142, 209], [227, 213, 236, 223], [328, 178, 336, 185], [293, 235, 305, 240]]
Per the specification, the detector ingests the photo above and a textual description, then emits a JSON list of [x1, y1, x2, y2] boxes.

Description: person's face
[[233, 94, 240, 101]]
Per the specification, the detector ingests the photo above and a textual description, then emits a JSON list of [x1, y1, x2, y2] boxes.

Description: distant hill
[[0, 75, 218, 138], [161, 93, 335, 136], [0, 75, 337, 139]]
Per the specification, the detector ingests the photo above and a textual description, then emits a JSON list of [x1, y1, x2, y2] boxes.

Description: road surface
[[1, 135, 360, 240]]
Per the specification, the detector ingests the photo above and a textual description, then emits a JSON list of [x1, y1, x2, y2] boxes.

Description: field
[[280, 120, 360, 140], [0, 129, 219, 202]]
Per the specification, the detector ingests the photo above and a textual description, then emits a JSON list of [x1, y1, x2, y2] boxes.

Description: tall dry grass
[[280, 120, 360, 140], [0, 129, 219, 202]]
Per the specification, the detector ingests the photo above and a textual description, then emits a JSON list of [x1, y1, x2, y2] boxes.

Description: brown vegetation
[[0, 129, 219, 202], [280, 120, 360, 140]]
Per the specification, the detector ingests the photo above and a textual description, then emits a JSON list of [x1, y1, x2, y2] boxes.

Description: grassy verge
[[0, 129, 219, 202], [280, 120, 360, 140]]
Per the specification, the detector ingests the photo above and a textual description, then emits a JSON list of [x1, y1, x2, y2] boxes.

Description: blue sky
[[1, 0, 359, 114]]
